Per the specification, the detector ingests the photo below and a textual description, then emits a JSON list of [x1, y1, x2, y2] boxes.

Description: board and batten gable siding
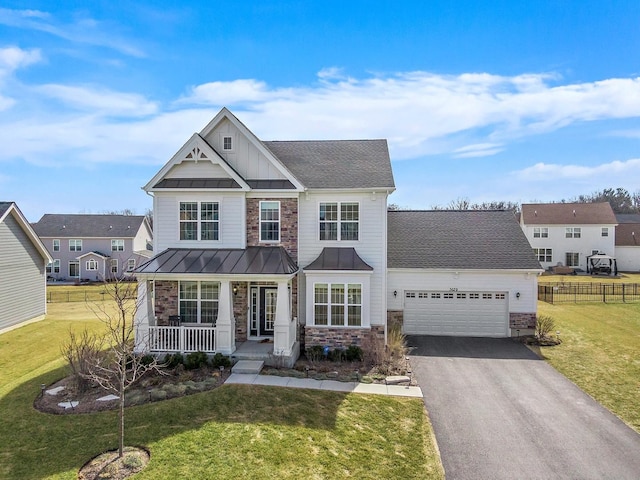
[[0, 213, 47, 329], [524, 224, 617, 269], [297, 191, 388, 327], [202, 118, 287, 181], [153, 191, 245, 253], [387, 269, 538, 315]]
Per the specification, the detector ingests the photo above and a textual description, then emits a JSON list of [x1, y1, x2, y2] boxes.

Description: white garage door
[[403, 291, 509, 337]]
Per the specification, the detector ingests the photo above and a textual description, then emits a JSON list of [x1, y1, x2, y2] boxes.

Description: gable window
[[533, 248, 552, 262], [319, 202, 359, 241], [223, 136, 233, 151], [111, 259, 118, 274], [46, 260, 60, 274], [111, 239, 124, 251], [259, 201, 280, 242], [179, 281, 219, 324], [601, 227, 609, 237], [313, 283, 362, 327], [86, 259, 98, 271], [566, 252, 579, 267], [180, 202, 219, 241], [565, 227, 581, 238], [53, 239, 60, 252], [533, 227, 548, 238], [69, 239, 82, 252], [126, 259, 136, 272]]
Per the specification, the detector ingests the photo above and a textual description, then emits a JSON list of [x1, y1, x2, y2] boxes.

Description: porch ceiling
[[136, 247, 298, 276]]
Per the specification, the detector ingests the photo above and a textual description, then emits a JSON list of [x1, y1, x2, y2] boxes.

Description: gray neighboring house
[[387, 210, 543, 336], [0, 202, 52, 331], [32, 214, 153, 282], [615, 213, 640, 272]]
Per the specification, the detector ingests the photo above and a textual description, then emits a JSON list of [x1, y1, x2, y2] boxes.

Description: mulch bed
[[77, 446, 150, 480]]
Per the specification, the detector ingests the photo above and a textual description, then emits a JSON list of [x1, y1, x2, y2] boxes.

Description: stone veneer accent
[[154, 281, 178, 326], [509, 312, 537, 330], [303, 325, 385, 349], [246, 198, 298, 262], [233, 282, 248, 342], [387, 310, 404, 331]]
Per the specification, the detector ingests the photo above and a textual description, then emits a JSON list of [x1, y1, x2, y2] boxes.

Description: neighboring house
[[520, 202, 618, 272], [0, 202, 52, 331], [615, 213, 640, 272], [387, 210, 542, 336], [134, 108, 541, 364], [32, 214, 153, 282]]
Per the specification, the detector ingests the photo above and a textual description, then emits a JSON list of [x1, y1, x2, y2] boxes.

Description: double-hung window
[[313, 283, 362, 327], [179, 202, 219, 241], [179, 281, 219, 324], [601, 227, 609, 237], [319, 202, 359, 241], [53, 239, 60, 252], [533, 227, 548, 238], [565, 227, 581, 238], [111, 259, 118, 274], [533, 248, 552, 262], [126, 259, 136, 272], [69, 239, 82, 252], [111, 239, 124, 251], [259, 201, 280, 242]]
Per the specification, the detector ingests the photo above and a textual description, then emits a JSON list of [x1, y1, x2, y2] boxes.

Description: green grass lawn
[[0, 303, 444, 479], [537, 301, 640, 432], [540, 272, 640, 283]]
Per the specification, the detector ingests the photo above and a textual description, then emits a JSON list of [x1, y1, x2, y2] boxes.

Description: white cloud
[[0, 46, 41, 75], [513, 158, 640, 181], [453, 143, 504, 158]]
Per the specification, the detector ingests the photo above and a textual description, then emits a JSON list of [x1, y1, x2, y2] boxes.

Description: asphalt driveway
[[408, 336, 640, 480]]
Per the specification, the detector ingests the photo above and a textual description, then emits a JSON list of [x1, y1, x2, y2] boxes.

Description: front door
[[249, 286, 277, 337]]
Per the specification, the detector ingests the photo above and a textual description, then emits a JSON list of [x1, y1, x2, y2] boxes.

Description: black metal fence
[[46, 285, 137, 303], [538, 282, 640, 304]]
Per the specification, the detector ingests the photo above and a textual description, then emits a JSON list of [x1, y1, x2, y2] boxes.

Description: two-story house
[[615, 213, 640, 272], [520, 202, 618, 272], [134, 108, 394, 366], [32, 214, 153, 282]]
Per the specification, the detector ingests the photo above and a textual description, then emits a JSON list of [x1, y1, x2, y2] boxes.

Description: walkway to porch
[[232, 341, 274, 361]]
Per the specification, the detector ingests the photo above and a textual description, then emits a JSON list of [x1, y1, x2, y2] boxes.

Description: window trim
[[318, 201, 360, 241], [111, 259, 118, 274], [111, 239, 125, 251], [533, 248, 552, 262], [179, 201, 220, 241], [178, 281, 220, 324], [566, 252, 580, 267], [69, 261, 80, 278], [86, 259, 98, 271], [222, 135, 233, 151], [126, 258, 136, 272], [69, 239, 82, 252], [259, 200, 280, 243], [565, 227, 581, 238], [533, 227, 548, 238], [53, 239, 60, 252], [601, 227, 609, 237], [312, 282, 362, 327]]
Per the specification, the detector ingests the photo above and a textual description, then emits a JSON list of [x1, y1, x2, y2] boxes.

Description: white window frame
[[111, 259, 118, 274], [178, 281, 220, 324], [533, 248, 552, 262], [86, 259, 98, 271], [601, 227, 609, 237], [126, 258, 136, 272], [69, 239, 82, 252], [53, 239, 60, 252], [566, 252, 580, 267], [312, 282, 362, 327], [111, 239, 125, 251], [259, 201, 280, 243], [565, 227, 581, 238], [533, 227, 548, 238], [179, 201, 220, 241], [319, 202, 360, 241], [69, 261, 79, 278], [222, 135, 233, 151]]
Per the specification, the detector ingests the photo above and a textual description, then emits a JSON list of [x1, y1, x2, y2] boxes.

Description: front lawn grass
[[540, 272, 640, 283], [537, 301, 640, 432], [0, 303, 443, 479]]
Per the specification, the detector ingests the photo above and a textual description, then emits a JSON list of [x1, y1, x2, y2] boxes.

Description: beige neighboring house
[[0, 202, 52, 332]]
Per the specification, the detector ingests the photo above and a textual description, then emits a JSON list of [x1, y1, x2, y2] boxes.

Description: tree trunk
[[119, 357, 125, 458]]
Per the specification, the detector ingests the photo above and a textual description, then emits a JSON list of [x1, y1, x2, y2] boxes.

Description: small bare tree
[[83, 278, 159, 458]]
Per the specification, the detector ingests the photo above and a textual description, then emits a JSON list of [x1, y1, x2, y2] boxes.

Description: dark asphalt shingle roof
[[304, 247, 373, 271], [263, 140, 395, 189], [616, 213, 640, 224], [521, 203, 617, 225], [0, 202, 13, 218], [136, 247, 298, 275], [32, 214, 147, 238], [388, 210, 542, 270]]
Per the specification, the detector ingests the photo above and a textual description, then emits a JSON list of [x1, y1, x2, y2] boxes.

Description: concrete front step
[[232, 360, 264, 375]]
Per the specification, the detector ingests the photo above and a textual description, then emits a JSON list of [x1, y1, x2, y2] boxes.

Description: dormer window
[[223, 136, 233, 151]]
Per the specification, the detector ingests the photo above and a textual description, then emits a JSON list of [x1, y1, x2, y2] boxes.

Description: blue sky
[[1, 1, 640, 221]]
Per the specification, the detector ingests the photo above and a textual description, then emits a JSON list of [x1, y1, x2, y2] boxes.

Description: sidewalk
[[225, 373, 423, 398]]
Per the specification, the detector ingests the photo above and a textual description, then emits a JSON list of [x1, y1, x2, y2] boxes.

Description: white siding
[[132, 221, 153, 252], [615, 246, 640, 272], [165, 161, 230, 179], [202, 118, 286, 180], [0, 213, 47, 330], [387, 269, 538, 315], [523, 224, 617, 270], [298, 191, 388, 327], [153, 191, 245, 252]]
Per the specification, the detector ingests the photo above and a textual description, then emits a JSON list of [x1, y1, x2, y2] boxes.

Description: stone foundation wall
[[233, 282, 248, 342], [509, 312, 537, 330], [303, 325, 385, 349], [246, 198, 298, 262], [154, 281, 178, 326], [387, 310, 404, 331]]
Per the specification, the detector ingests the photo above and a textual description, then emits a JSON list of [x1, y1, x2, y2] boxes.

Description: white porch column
[[134, 279, 150, 353], [273, 279, 294, 356], [215, 280, 236, 355]]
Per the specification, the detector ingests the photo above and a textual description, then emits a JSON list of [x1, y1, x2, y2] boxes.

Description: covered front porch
[[134, 247, 300, 366]]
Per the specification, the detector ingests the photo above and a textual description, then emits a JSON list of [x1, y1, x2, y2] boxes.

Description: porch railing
[[147, 326, 217, 353]]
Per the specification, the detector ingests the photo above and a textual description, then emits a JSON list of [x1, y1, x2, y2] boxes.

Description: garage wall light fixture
[[393, 290, 397, 297], [516, 292, 521, 299]]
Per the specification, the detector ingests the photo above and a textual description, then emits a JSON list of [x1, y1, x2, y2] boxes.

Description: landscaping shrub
[[185, 351, 209, 370], [328, 348, 346, 362], [211, 352, 231, 369], [163, 353, 184, 369], [61, 329, 104, 393], [139, 354, 155, 366], [535, 314, 555, 339], [306, 345, 325, 362], [345, 345, 363, 362]]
